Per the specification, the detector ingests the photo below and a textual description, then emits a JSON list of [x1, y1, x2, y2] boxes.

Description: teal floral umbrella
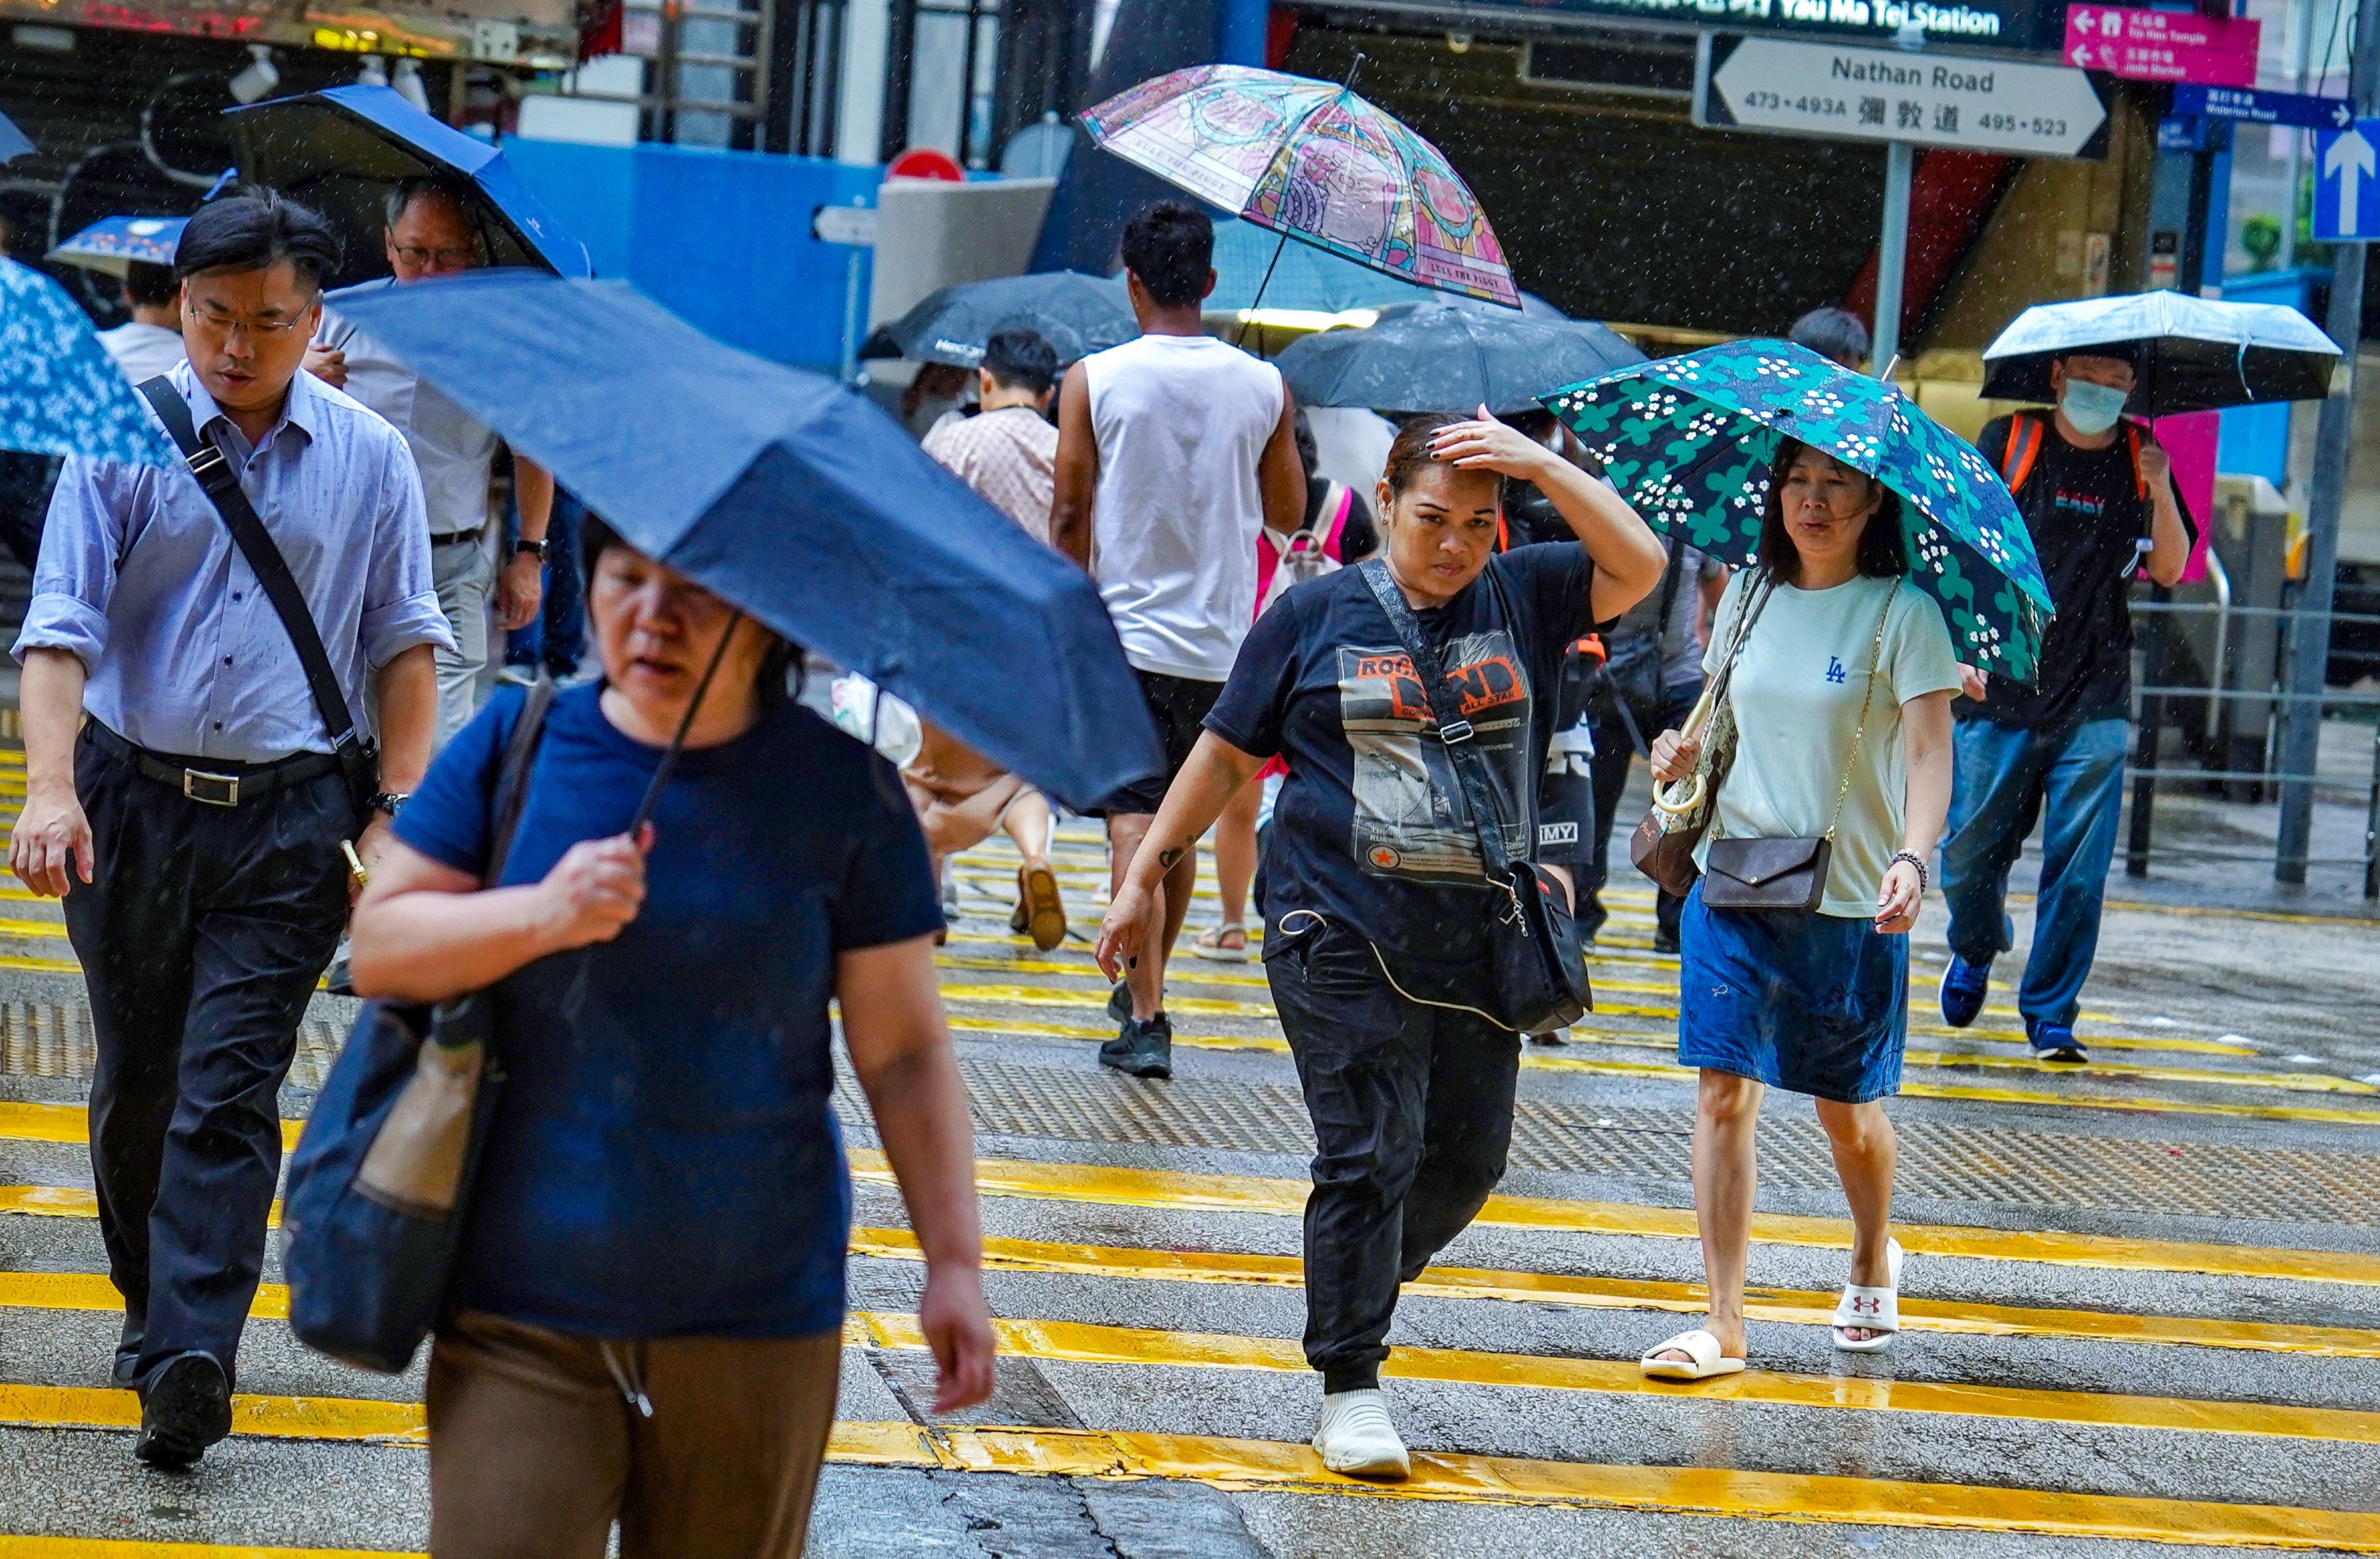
[[1543, 339, 2052, 680]]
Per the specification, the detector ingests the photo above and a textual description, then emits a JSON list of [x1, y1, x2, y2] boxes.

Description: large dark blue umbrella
[[225, 86, 590, 280], [334, 271, 1159, 810], [1277, 300, 1645, 418], [860, 271, 1138, 369]]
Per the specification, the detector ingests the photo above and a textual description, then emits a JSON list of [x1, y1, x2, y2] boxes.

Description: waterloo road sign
[[2062, 4, 2259, 88], [1696, 33, 2110, 157], [2173, 84, 2354, 131], [2315, 121, 2380, 242]]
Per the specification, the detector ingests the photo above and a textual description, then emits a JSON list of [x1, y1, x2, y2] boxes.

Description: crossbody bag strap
[[484, 677, 557, 889], [136, 376, 362, 757], [1821, 585, 1899, 843], [1358, 557, 1524, 884], [1698, 566, 1777, 736]]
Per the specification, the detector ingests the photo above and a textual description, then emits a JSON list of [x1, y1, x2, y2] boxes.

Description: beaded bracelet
[[1889, 850, 1930, 891]]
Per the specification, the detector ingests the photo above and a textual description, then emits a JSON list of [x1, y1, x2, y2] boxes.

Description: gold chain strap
[[1823, 586, 1900, 844]]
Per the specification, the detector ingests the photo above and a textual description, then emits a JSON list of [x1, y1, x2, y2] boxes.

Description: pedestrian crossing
[[4, 820, 2380, 1552]]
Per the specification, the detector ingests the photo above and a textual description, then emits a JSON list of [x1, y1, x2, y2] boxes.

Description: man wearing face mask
[[1938, 347, 2191, 1064]]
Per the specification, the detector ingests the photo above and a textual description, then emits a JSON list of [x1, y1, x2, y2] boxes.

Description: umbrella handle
[[1648, 676, 1720, 818]]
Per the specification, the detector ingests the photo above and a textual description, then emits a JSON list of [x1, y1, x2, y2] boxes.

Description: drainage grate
[[829, 1054, 2380, 1228]]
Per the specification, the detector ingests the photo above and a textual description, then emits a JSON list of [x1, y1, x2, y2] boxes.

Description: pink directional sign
[[2063, 5, 2261, 88]]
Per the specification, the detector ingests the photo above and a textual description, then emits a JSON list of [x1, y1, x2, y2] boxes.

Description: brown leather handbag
[[1698, 589, 1896, 913], [1629, 571, 1776, 897]]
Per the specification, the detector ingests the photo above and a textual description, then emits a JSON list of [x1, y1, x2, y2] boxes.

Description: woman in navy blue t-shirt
[[1095, 411, 1663, 1481], [349, 520, 993, 1556]]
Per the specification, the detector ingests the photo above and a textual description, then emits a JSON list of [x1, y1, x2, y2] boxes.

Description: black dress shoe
[[134, 1350, 233, 1469]]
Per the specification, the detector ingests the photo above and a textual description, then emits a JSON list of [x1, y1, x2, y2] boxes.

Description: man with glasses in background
[[309, 174, 553, 745], [9, 189, 449, 1469]]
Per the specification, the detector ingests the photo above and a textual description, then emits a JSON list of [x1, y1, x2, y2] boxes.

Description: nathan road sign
[[1695, 33, 2110, 158]]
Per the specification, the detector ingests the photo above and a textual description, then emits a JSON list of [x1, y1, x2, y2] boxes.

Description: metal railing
[[2118, 592, 2380, 897]]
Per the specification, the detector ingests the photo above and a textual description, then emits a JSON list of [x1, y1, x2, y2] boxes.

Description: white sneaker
[[1312, 1388, 1410, 1479]]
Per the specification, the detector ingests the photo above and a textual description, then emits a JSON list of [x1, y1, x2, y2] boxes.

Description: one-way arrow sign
[[1695, 34, 2110, 159], [2318, 122, 2380, 242]]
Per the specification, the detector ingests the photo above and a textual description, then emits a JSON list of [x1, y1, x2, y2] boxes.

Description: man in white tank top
[[1052, 200, 1305, 1080]]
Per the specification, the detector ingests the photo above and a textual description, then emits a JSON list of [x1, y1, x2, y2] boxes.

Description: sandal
[[1833, 1238, 1904, 1353], [1640, 1329, 1745, 1382], [1191, 924, 1250, 963], [1010, 862, 1066, 952]]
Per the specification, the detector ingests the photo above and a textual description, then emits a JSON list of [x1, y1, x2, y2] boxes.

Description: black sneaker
[[1651, 927, 1680, 957], [1108, 982, 1163, 1023], [1099, 1013, 1173, 1079], [134, 1350, 232, 1469]]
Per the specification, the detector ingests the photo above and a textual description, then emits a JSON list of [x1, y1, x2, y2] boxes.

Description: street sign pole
[[1874, 139, 1914, 373], [2278, 0, 2380, 883]]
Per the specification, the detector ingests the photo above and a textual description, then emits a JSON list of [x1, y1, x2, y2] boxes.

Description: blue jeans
[[1941, 715, 2128, 1031]]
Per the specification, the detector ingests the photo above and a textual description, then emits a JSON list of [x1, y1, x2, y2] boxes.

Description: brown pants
[[426, 1309, 843, 1559]]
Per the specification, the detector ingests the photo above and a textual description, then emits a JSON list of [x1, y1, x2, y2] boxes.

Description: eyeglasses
[[185, 307, 310, 340], [391, 245, 481, 269]]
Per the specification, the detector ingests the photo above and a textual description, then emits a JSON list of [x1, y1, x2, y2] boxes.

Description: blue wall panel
[[502, 138, 880, 372]]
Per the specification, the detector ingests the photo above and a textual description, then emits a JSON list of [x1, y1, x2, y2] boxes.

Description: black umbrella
[[859, 271, 1138, 368], [1979, 292, 2340, 415], [1276, 300, 1646, 418]]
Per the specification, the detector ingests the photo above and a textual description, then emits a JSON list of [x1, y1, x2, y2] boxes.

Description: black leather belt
[[429, 528, 483, 547], [86, 722, 342, 808]]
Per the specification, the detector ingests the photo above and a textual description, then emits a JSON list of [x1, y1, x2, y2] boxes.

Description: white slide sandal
[[1640, 1329, 1747, 1381], [1833, 1238, 1906, 1352]]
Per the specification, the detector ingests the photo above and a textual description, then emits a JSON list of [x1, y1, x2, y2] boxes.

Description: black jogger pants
[[1266, 919, 1521, 1393]]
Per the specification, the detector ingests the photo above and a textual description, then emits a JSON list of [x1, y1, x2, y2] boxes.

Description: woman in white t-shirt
[[1638, 439, 1959, 1382]]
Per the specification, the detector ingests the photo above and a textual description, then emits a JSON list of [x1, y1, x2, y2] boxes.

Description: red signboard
[[2063, 5, 2261, 88]]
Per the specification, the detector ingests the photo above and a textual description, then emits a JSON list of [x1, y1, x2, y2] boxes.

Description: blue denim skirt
[[1676, 884, 1908, 1103]]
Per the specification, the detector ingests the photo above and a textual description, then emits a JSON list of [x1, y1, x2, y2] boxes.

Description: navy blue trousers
[[62, 727, 349, 1390]]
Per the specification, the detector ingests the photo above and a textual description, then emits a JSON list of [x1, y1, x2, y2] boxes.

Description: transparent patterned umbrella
[[0, 258, 177, 468], [1080, 64, 1520, 310], [1545, 340, 2053, 680]]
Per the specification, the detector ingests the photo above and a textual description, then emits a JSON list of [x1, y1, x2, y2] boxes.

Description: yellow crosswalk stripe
[[0, 1397, 2371, 1550], [0, 1539, 399, 1558], [845, 1227, 2380, 1359], [11, 1271, 2362, 1443], [843, 1150, 2380, 1285], [0, 1103, 302, 1153], [868, 1312, 2380, 1445]]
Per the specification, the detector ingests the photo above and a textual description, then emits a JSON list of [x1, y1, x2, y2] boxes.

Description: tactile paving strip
[[829, 1055, 2380, 1228], [0, 1000, 346, 1091]]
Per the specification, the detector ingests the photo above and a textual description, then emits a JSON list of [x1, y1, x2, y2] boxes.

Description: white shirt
[[1082, 333, 1282, 682], [96, 321, 187, 385], [317, 278, 502, 541]]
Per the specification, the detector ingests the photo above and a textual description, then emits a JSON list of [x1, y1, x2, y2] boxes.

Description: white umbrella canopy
[[1980, 292, 2340, 414]]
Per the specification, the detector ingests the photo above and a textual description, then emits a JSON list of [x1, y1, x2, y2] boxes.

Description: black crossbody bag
[[136, 377, 379, 827], [1359, 559, 1591, 1034]]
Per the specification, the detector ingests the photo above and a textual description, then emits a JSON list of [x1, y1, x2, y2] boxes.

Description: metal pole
[[1873, 140, 1914, 375], [2278, 0, 2380, 883]]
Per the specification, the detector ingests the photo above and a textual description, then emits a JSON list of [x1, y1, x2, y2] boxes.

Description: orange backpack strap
[[1999, 413, 2044, 496], [2125, 421, 2147, 499]]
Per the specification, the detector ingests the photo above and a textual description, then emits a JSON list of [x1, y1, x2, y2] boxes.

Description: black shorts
[[1095, 668, 1225, 816]]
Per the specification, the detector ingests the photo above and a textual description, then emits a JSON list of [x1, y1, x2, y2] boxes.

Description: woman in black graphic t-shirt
[[1094, 411, 1663, 1482]]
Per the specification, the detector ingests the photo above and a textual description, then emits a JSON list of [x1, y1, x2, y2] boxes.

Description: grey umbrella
[[1276, 300, 1645, 418], [859, 271, 1138, 368]]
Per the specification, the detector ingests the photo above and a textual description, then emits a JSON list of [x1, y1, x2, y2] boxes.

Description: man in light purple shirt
[[7, 191, 449, 1471]]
